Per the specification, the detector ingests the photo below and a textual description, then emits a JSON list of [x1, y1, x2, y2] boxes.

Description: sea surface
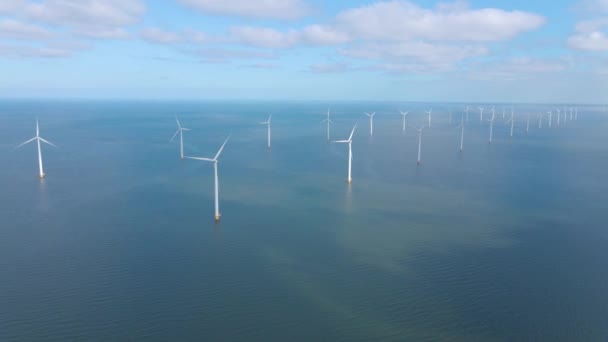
[[1, 100, 607, 341]]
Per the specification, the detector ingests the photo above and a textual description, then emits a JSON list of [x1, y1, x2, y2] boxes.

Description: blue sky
[[0, 0, 607, 102]]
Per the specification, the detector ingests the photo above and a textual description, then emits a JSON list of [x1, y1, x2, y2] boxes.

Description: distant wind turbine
[[538, 113, 543, 129], [17, 118, 56, 179], [364, 112, 376, 136], [416, 127, 424, 164], [399, 110, 409, 132], [458, 117, 465, 152], [186, 136, 230, 222], [259, 114, 272, 149], [488, 111, 496, 144], [321, 108, 333, 142], [170, 116, 191, 159], [332, 123, 357, 183], [570, 107, 574, 121], [575, 108, 578, 120], [426, 109, 433, 128], [556, 108, 561, 126], [507, 108, 515, 137], [479, 107, 484, 123], [465, 106, 470, 122], [547, 111, 553, 128]]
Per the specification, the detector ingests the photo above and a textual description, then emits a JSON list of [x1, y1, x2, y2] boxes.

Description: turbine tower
[[364, 112, 375, 136], [259, 115, 272, 149], [416, 127, 424, 164], [332, 123, 357, 183], [479, 107, 484, 123], [17, 119, 56, 179], [488, 111, 496, 144], [465, 106, 470, 122], [399, 110, 409, 132], [507, 108, 515, 137], [547, 111, 553, 128], [170, 116, 191, 159], [186, 136, 230, 222], [426, 109, 433, 128], [458, 117, 465, 152], [321, 108, 333, 142], [556, 108, 561, 126]]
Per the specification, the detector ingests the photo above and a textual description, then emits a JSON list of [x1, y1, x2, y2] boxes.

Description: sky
[[0, 0, 607, 103]]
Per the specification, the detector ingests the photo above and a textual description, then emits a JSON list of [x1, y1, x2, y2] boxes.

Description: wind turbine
[[538, 113, 543, 129], [332, 123, 357, 183], [170, 116, 191, 159], [17, 118, 56, 179], [426, 109, 433, 128], [479, 107, 484, 123], [458, 117, 465, 152], [556, 108, 561, 126], [259, 114, 272, 149], [547, 111, 553, 128], [570, 107, 574, 121], [321, 108, 333, 142], [507, 108, 515, 137], [465, 106, 470, 122], [488, 111, 496, 144], [575, 108, 578, 120], [399, 110, 409, 132], [364, 112, 376, 136], [186, 136, 230, 222], [416, 126, 424, 164]]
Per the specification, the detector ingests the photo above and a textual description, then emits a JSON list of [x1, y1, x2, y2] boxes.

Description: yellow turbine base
[[214, 215, 221, 223], [39, 174, 45, 179]]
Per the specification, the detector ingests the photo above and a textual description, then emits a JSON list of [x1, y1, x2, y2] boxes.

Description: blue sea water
[[1, 100, 607, 341]]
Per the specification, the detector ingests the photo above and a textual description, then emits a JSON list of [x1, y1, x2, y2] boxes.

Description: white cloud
[[568, 31, 608, 51], [470, 57, 568, 80], [176, 0, 311, 20], [0, 19, 53, 40], [229, 26, 297, 48], [191, 48, 277, 63], [330, 1, 545, 43], [0, 42, 87, 58], [309, 62, 351, 73], [0, 0, 24, 13], [24, 0, 145, 39], [141, 28, 183, 44]]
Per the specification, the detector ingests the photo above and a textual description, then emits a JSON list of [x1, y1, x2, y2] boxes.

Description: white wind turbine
[[259, 114, 272, 149], [170, 116, 191, 159], [17, 118, 56, 179], [556, 108, 561, 126], [321, 108, 333, 142], [426, 109, 433, 128], [575, 108, 578, 120], [332, 123, 357, 183], [488, 111, 496, 143], [479, 107, 484, 123], [570, 107, 574, 121], [416, 126, 424, 164], [547, 110, 553, 128], [364, 112, 375, 136], [538, 113, 543, 129], [465, 106, 470, 122], [399, 110, 409, 132], [458, 117, 465, 152], [186, 136, 230, 222], [507, 108, 515, 137]]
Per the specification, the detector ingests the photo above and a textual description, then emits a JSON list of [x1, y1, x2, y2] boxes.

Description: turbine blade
[[16, 137, 36, 149], [185, 156, 215, 162], [175, 117, 181, 129], [182, 128, 191, 131], [348, 123, 357, 141], [39, 137, 56, 147], [169, 129, 180, 142], [332, 140, 349, 143], [214, 135, 230, 160]]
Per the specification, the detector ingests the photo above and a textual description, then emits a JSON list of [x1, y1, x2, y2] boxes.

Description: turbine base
[[39, 174, 45, 179], [347, 179, 352, 184], [214, 215, 221, 223]]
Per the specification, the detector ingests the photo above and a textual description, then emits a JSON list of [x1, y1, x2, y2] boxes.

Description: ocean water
[[1, 100, 607, 341]]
